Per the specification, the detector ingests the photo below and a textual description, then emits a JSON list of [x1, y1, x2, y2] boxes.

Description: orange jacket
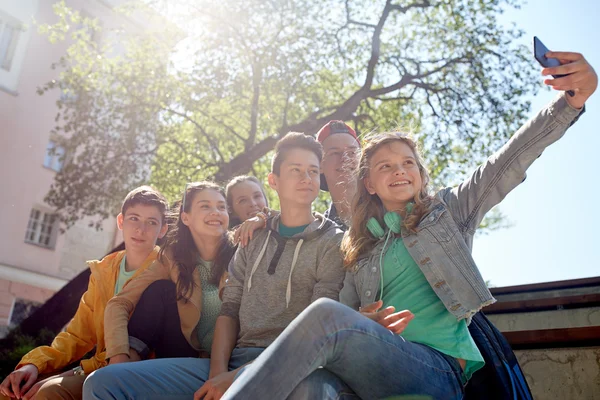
[[104, 252, 228, 359], [17, 248, 159, 374]]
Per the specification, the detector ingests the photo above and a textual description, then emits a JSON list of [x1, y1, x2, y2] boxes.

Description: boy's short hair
[[271, 132, 323, 176], [121, 186, 169, 224]]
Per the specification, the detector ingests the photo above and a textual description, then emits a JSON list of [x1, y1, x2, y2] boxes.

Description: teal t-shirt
[[195, 259, 221, 353], [278, 222, 309, 237], [381, 238, 485, 380], [113, 255, 136, 295]]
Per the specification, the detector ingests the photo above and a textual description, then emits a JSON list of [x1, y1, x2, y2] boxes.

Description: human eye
[[128, 216, 139, 221], [148, 220, 158, 226], [238, 198, 248, 205], [379, 164, 389, 170]]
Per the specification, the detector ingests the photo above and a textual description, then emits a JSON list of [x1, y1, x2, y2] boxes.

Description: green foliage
[[0, 328, 56, 377], [38, 0, 538, 231]]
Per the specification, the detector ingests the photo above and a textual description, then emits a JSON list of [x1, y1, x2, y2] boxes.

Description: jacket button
[[365, 290, 372, 297], [429, 215, 435, 222], [371, 267, 377, 273]]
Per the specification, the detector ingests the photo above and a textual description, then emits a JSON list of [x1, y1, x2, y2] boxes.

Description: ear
[[267, 172, 278, 191], [363, 177, 376, 195], [117, 213, 124, 231], [158, 222, 168, 239], [180, 211, 191, 227]]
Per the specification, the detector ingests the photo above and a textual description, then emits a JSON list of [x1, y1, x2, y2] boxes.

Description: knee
[[306, 298, 350, 320], [135, 279, 176, 307], [35, 382, 62, 400], [83, 368, 116, 399]]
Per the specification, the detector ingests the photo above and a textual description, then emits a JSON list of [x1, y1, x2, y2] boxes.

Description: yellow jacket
[[104, 252, 228, 359], [17, 247, 159, 374]]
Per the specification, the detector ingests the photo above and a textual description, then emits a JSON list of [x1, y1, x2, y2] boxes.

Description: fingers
[[368, 306, 396, 323], [22, 382, 42, 400], [546, 51, 584, 62], [10, 373, 22, 399], [359, 300, 382, 313], [542, 59, 586, 77], [20, 371, 37, 396], [0, 376, 15, 398], [194, 385, 208, 400], [386, 312, 415, 334]]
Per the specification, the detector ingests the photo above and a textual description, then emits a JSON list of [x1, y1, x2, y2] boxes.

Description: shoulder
[[88, 250, 125, 273]]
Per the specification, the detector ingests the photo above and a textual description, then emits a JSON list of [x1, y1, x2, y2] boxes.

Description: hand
[[108, 353, 130, 365], [360, 300, 414, 334], [0, 364, 39, 399], [20, 368, 73, 400], [542, 51, 597, 109], [193, 370, 237, 400], [233, 217, 265, 248]]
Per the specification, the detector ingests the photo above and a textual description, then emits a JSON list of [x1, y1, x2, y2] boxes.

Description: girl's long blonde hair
[[341, 132, 433, 269]]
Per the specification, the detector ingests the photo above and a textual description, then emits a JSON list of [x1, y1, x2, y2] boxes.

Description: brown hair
[[271, 132, 323, 175], [225, 175, 269, 228], [159, 181, 236, 301], [121, 185, 169, 224], [341, 132, 433, 269]]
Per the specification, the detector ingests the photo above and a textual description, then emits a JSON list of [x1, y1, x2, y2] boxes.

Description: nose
[[136, 222, 146, 234], [300, 170, 312, 183], [392, 164, 406, 175]]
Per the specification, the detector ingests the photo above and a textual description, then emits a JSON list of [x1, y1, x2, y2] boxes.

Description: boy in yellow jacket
[[0, 186, 168, 400]]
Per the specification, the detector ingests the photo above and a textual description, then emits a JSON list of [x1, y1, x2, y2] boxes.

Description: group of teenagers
[[1, 50, 597, 400]]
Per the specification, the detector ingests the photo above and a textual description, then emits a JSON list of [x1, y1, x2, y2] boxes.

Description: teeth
[[206, 221, 221, 225], [391, 181, 409, 186]]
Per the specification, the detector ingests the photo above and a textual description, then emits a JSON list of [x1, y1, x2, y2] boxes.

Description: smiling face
[[181, 188, 229, 239], [117, 204, 168, 255], [229, 180, 267, 222], [364, 140, 423, 211], [269, 148, 320, 206]]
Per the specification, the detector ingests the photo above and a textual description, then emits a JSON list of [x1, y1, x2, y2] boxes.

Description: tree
[[5, 0, 537, 346], [40, 0, 537, 226]]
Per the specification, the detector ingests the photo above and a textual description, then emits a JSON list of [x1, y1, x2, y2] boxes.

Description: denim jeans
[[83, 346, 356, 399], [222, 298, 465, 400]]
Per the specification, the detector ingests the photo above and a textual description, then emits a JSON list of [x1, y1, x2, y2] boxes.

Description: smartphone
[[533, 36, 574, 96]]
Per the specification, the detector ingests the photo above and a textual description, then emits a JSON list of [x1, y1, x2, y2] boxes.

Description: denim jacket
[[340, 94, 584, 321]]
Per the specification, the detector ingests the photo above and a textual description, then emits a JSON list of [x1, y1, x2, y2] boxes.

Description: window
[[9, 298, 41, 326], [25, 208, 58, 249], [44, 140, 65, 172], [0, 15, 21, 72]]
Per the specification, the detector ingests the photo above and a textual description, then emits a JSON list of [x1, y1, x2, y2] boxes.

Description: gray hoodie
[[220, 213, 345, 348]]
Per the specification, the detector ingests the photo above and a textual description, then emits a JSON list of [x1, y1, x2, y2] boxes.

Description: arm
[[208, 316, 239, 378], [17, 273, 99, 374], [311, 234, 346, 302], [446, 53, 595, 233], [210, 247, 246, 376], [339, 270, 360, 310], [104, 260, 169, 360]]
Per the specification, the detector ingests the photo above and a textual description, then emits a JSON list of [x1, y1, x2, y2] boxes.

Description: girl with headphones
[[217, 51, 596, 400]]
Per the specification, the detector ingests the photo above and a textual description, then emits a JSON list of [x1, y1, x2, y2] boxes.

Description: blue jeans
[[222, 298, 466, 400], [83, 347, 356, 399]]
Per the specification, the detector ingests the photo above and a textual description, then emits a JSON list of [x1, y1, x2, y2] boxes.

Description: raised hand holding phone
[[533, 37, 598, 109]]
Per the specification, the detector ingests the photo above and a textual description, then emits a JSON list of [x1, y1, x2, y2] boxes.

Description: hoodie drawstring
[[248, 230, 272, 292], [286, 239, 304, 308]]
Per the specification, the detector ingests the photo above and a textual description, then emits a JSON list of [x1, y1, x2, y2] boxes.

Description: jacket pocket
[[419, 205, 459, 243]]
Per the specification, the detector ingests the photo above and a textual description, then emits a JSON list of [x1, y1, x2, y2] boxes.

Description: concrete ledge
[[0, 263, 68, 291]]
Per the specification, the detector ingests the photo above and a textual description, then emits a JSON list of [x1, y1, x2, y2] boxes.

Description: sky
[[471, 0, 600, 287]]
